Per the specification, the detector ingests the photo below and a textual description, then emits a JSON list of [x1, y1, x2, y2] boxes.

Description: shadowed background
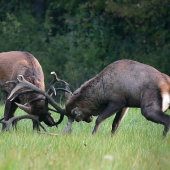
[[0, 0, 170, 102]]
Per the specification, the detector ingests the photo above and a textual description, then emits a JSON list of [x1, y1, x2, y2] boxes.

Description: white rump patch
[[162, 93, 170, 112]]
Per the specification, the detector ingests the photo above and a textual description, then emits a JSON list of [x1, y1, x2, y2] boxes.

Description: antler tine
[[55, 115, 64, 126], [50, 71, 69, 86], [46, 108, 64, 127], [48, 108, 59, 113], [55, 88, 72, 94], [24, 97, 45, 105], [47, 72, 57, 96], [9, 90, 34, 101], [5, 80, 18, 86], [46, 110, 60, 128], [0, 115, 47, 132], [46, 72, 70, 96], [47, 71, 61, 96]]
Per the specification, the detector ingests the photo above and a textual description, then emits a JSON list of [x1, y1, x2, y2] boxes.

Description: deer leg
[[141, 108, 170, 139], [141, 91, 170, 139], [3, 98, 40, 131], [11, 101, 19, 130], [2, 99, 11, 131], [2, 98, 19, 131], [2, 99, 17, 131], [92, 102, 125, 136], [62, 117, 74, 134], [4, 100, 13, 120], [111, 107, 129, 136]]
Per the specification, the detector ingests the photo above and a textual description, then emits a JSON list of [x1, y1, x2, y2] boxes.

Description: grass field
[[0, 105, 170, 170]]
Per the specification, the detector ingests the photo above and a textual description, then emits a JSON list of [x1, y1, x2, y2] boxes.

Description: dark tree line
[[0, 0, 170, 97]]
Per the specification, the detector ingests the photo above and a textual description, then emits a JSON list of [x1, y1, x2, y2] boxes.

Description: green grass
[[0, 105, 170, 170]]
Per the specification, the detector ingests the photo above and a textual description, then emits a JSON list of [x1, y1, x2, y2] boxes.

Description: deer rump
[[5, 59, 170, 138], [0, 51, 67, 132]]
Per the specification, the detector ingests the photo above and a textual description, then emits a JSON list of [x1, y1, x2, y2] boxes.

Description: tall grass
[[0, 105, 170, 170]]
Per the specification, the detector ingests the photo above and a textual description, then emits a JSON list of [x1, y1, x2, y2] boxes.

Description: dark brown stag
[[8, 60, 170, 138], [0, 51, 69, 131]]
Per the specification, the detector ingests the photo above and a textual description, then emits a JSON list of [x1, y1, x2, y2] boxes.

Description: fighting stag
[[8, 60, 170, 138], [0, 51, 70, 132]]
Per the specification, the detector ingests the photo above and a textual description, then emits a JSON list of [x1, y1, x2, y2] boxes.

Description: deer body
[[66, 60, 170, 137], [0, 51, 54, 127]]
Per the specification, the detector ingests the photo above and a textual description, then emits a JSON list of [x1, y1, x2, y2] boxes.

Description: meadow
[[0, 105, 170, 170]]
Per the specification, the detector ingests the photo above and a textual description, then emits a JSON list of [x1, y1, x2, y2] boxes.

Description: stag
[[0, 51, 70, 132], [8, 60, 170, 138]]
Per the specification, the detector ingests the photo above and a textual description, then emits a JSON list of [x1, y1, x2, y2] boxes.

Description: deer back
[[0, 51, 45, 93]]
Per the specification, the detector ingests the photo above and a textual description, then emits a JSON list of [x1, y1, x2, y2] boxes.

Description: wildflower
[[103, 155, 113, 160]]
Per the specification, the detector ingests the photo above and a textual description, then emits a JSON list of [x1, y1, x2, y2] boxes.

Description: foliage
[[0, 0, 170, 94]]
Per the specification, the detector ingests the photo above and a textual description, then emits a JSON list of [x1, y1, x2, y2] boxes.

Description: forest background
[[0, 0, 170, 101]]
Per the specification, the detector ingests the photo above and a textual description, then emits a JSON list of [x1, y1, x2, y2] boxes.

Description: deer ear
[[65, 84, 72, 105], [71, 107, 76, 115], [71, 107, 83, 116]]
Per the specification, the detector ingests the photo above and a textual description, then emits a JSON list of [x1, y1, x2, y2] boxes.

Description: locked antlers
[[7, 73, 71, 125], [3, 73, 74, 133]]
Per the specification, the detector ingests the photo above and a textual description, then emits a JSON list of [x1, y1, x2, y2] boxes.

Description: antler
[[8, 90, 34, 101], [0, 114, 47, 132], [6, 74, 74, 133], [7, 75, 66, 115], [7, 73, 72, 128]]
